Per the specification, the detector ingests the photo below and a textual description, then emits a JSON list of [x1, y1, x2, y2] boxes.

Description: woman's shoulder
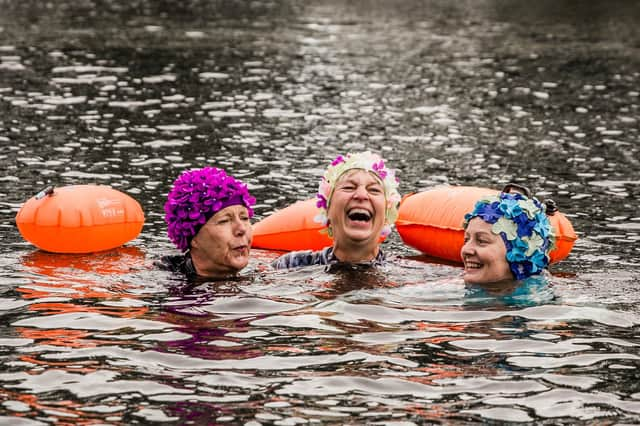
[[156, 253, 197, 278], [271, 247, 333, 270]]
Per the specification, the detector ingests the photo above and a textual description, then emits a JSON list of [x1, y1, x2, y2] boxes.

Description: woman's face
[[461, 217, 513, 284], [190, 204, 253, 276], [327, 169, 386, 249]]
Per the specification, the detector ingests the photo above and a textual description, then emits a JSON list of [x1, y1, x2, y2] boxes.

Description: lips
[[232, 244, 249, 254]]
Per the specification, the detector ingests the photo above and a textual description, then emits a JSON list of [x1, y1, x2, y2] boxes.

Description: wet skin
[[190, 204, 253, 278], [461, 217, 513, 284], [327, 169, 386, 262]]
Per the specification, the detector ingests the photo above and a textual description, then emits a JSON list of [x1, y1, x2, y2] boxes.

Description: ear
[[189, 232, 201, 251]]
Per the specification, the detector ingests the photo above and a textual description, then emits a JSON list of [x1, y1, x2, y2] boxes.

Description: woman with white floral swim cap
[[272, 151, 401, 270]]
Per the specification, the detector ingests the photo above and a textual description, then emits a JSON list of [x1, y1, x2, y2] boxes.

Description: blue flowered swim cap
[[463, 192, 555, 280]]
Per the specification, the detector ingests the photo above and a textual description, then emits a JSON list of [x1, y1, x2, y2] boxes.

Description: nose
[[352, 184, 368, 199], [460, 239, 475, 258], [232, 217, 250, 236]]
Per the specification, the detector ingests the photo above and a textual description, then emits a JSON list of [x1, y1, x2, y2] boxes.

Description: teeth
[[465, 262, 482, 269], [349, 208, 370, 215]]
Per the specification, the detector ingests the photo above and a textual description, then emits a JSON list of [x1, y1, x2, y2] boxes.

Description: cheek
[[488, 247, 509, 271], [372, 195, 386, 215], [326, 202, 344, 223], [205, 227, 233, 248]]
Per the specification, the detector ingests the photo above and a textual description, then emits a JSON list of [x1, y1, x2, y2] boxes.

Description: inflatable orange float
[[395, 186, 577, 264], [16, 185, 144, 253], [252, 198, 333, 251], [252, 186, 577, 264]]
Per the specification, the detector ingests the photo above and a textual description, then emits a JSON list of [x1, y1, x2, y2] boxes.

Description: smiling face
[[190, 204, 253, 277], [461, 217, 513, 284], [327, 169, 386, 253]]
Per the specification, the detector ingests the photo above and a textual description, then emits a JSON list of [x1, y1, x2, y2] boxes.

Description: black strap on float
[[502, 183, 532, 198], [35, 185, 55, 200], [501, 182, 557, 216], [543, 199, 558, 216]]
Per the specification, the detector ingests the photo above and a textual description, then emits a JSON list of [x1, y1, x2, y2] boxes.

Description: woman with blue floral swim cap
[[272, 151, 401, 270], [160, 167, 256, 279], [461, 185, 555, 284]]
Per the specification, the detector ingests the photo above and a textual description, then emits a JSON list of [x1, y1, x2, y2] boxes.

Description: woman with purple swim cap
[[161, 167, 256, 279]]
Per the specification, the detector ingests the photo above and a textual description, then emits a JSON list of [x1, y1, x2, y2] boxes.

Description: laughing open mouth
[[347, 208, 372, 222]]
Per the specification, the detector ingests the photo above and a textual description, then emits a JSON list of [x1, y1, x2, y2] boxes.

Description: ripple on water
[[156, 124, 197, 132], [133, 407, 179, 422], [12, 312, 170, 331], [462, 407, 532, 423], [0, 417, 46, 426], [0, 370, 192, 399], [199, 72, 230, 80], [484, 388, 640, 420], [1, 4, 640, 424], [277, 375, 547, 399], [316, 301, 640, 328], [142, 74, 176, 84], [142, 139, 190, 148], [450, 338, 593, 354], [527, 373, 601, 390], [507, 353, 640, 369], [41, 348, 416, 372], [59, 171, 123, 180]]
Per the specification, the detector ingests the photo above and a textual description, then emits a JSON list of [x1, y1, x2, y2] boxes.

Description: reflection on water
[[1, 0, 640, 423], [1, 248, 638, 423], [464, 274, 555, 307]]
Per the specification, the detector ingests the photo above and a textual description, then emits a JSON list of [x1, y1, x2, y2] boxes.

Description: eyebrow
[[475, 231, 496, 239], [340, 177, 383, 187]]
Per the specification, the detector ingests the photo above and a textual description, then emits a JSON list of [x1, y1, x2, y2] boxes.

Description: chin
[[236, 260, 250, 270], [227, 257, 249, 271], [462, 271, 486, 285], [462, 275, 478, 284], [346, 230, 374, 240], [346, 225, 381, 241]]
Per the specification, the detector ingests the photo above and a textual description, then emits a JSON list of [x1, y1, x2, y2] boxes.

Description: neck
[[332, 242, 379, 263], [189, 250, 236, 278]]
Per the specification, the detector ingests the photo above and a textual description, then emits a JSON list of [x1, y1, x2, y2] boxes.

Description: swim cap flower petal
[[315, 151, 401, 235], [464, 191, 556, 280], [164, 167, 256, 252]]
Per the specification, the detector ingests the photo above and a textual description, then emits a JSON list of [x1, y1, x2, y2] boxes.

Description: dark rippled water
[[1, 1, 640, 424]]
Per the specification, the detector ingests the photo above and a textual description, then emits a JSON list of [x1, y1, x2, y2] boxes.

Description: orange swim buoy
[[252, 198, 333, 251], [16, 185, 145, 253], [395, 186, 577, 264]]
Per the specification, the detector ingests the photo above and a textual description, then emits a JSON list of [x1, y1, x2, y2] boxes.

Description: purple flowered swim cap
[[164, 167, 256, 251]]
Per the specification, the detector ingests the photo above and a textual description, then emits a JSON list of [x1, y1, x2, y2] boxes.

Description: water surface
[[1, 1, 640, 424]]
